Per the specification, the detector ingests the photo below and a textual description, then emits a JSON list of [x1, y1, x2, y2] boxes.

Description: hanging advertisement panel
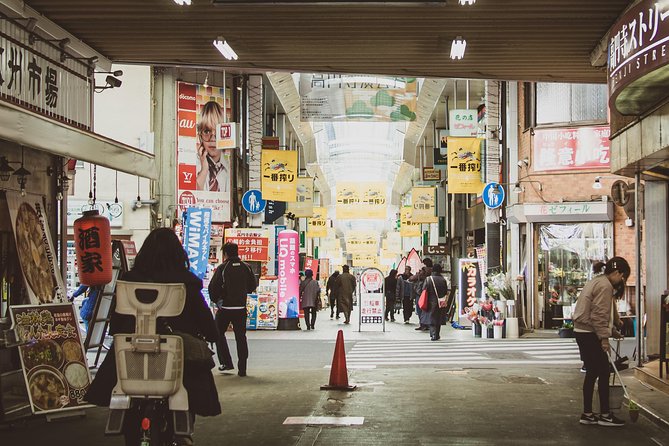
[[261, 150, 298, 201], [176, 81, 232, 222], [383, 231, 402, 252], [307, 207, 328, 238], [411, 187, 438, 223], [182, 207, 212, 280], [449, 109, 479, 137], [287, 177, 314, 217], [11, 304, 92, 414], [336, 182, 387, 219], [224, 228, 270, 262], [7, 192, 66, 305], [345, 230, 379, 254], [400, 206, 421, 237], [533, 126, 610, 172], [352, 254, 380, 269], [277, 230, 300, 319], [447, 137, 485, 195], [299, 74, 417, 122], [458, 259, 484, 318], [319, 258, 330, 280]]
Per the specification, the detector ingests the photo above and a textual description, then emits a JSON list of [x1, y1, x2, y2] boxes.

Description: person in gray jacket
[[299, 269, 321, 330], [572, 257, 630, 427]]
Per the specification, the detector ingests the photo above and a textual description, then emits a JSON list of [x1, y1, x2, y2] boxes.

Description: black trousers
[[575, 332, 610, 413], [402, 296, 413, 322], [385, 296, 396, 320], [215, 308, 248, 372], [303, 306, 317, 329], [429, 306, 444, 339]]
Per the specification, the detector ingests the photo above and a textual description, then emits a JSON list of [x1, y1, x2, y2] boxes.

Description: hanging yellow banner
[[287, 177, 314, 217], [335, 182, 387, 219], [447, 137, 485, 194], [345, 230, 378, 254], [352, 253, 381, 269], [400, 206, 422, 237], [261, 149, 298, 201], [383, 231, 402, 252], [307, 207, 328, 238], [411, 187, 438, 223]]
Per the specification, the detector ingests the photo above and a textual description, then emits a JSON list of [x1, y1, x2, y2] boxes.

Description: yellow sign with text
[[447, 137, 485, 194], [336, 182, 387, 219], [307, 207, 328, 238], [400, 206, 422, 237], [287, 177, 314, 217], [352, 253, 380, 269], [345, 230, 379, 254], [261, 149, 297, 201], [411, 187, 438, 223]]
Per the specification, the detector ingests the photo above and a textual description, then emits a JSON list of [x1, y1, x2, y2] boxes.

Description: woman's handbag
[[166, 323, 215, 369], [418, 278, 431, 311]]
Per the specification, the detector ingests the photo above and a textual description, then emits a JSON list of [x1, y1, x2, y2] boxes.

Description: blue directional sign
[[482, 182, 505, 209], [242, 189, 266, 214]]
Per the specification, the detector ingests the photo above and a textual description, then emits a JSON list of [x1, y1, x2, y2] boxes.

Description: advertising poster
[[447, 137, 485, 195], [533, 126, 610, 172], [335, 182, 387, 219], [246, 294, 258, 330], [224, 228, 270, 262], [345, 230, 379, 254], [400, 206, 421, 237], [7, 192, 66, 305], [458, 259, 484, 318], [11, 304, 92, 414], [261, 149, 298, 201], [411, 187, 438, 223], [277, 230, 300, 319], [449, 109, 479, 137], [176, 81, 232, 222], [307, 207, 328, 238], [319, 258, 330, 280], [304, 257, 319, 276], [359, 268, 385, 331], [182, 207, 212, 280], [257, 294, 278, 329], [287, 177, 314, 217], [299, 74, 417, 122]]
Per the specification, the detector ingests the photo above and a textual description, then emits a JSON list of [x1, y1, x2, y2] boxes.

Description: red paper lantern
[[74, 210, 112, 286]]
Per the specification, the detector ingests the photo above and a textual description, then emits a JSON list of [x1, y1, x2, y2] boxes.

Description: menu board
[[10, 304, 91, 414]]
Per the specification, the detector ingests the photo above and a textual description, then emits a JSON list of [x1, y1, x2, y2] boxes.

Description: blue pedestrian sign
[[242, 189, 266, 214], [482, 182, 505, 209]]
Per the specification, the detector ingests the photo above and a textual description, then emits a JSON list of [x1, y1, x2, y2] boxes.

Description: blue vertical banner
[[182, 207, 213, 279]]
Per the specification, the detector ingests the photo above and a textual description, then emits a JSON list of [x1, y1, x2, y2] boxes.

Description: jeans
[[303, 306, 317, 329], [215, 308, 248, 372], [575, 332, 610, 413]]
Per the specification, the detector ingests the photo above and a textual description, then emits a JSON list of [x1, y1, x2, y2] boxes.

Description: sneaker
[[580, 367, 587, 373], [218, 365, 234, 372], [579, 413, 598, 425], [598, 413, 625, 427]]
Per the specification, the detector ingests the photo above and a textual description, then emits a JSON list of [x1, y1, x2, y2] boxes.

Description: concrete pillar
[[247, 74, 263, 227], [152, 68, 177, 227]]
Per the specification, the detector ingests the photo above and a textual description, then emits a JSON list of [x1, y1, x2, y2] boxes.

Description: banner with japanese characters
[[176, 81, 232, 222], [261, 149, 298, 202], [400, 206, 421, 237], [447, 137, 485, 195], [287, 177, 314, 217], [533, 126, 610, 172], [352, 254, 381, 269], [224, 228, 270, 262], [299, 74, 418, 122], [307, 206, 328, 238], [345, 230, 379, 254], [336, 182, 387, 219], [383, 231, 402, 252], [7, 192, 67, 305], [411, 187, 438, 223], [11, 304, 92, 414], [458, 259, 484, 318], [182, 207, 212, 280]]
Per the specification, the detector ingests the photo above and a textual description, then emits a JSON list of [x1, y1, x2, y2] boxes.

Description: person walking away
[[422, 264, 449, 341], [326, 270, 340, 319], [411, 267, 430, 331], [384, 269, 398, 322], [208, 242, 257, 377], [396, 266, 413, 323], [337, 265, 356, 324], [573, 257, 630, 427], [85, 228, 220, 445], [300, 269, 321, 330]]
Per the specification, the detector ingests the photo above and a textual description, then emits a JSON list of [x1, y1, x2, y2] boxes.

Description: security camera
[[105, 75, 122, 88]]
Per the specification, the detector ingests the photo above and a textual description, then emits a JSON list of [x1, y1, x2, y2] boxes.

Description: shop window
[[537, 223, 613, 328], [536, 83, 607, 126]]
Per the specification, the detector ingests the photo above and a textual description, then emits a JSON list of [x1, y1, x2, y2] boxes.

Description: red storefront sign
[[533, 126, 610, 172], [178, 164, 197, 190], [224, 237, 269, 262], [177, 110, 196, 138], [178, 83, 197, 111]]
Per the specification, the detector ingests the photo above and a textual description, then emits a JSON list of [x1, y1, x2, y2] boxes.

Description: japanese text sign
[[400, 206, 422, 237], [307, 207, 328, 238], [533, 126, 610, 172], [183, 207, 213, 279], [447, 137, 484, 194], [261, 149, 298, 201], [449, 109, 478, 137], [287, 177, 314, 217], [458, 259, 483, 318], [336, 181, 387, 219], [411, 187, 438, 223], [277, 230, 300, 319], [224, 228, 270, 262]]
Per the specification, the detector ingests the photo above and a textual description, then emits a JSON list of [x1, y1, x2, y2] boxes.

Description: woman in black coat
[[384, 269, 398, 322], [422, 264, 449, 341], [85, 229, 221, 437]]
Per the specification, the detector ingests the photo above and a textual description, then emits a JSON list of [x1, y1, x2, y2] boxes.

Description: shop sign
[[120, 240, 137, 269], [182, 207, 212, 279], [299, 74, 417, 122], [411, 187, 438, 223], [287, 177, 314, 218], [176, 81, 232, 222], [458, 259, 483, 317], [352, 253, 380, 269], [423, 245, 448, 256], [345, 230, 378, 254], [336, 181, 387, 219], [524, 202, 614, 223], [224, 228, 270, 262], [307, 206, 328, 238], [262, 136, 280, 150], [261, 149, 298, 202], [533, 126, 610, 172], [447, 137, 485, 194], [0, 25, 91, 129], [449, 109, 478, 137], [263, 200, 286, 224], [277, 230, 300, 319], [10, 303, 92, 414], [422, 167, 441, 182], [304, 257, 319, 276], [400, 206, 422, 237], [216, 122, 238, 149], [67, 199, 124, 227], [608, 0, 669, 115]]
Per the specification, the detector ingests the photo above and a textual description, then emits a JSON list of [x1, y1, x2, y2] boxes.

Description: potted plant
[[558, 320, 574, 338]]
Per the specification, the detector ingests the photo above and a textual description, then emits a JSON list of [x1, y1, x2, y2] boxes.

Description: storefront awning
[[0, 100, 157, 179]]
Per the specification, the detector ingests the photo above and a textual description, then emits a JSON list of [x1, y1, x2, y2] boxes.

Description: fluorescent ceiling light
[[450, 36, 466, 60], [458, 0, 475, 4], [174, 0, 192, 4], [213, 37, 238, 60]]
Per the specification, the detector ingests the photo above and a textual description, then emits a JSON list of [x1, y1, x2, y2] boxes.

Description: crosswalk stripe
[[349, 346, 578, 352], [346, 359, 583, 366]]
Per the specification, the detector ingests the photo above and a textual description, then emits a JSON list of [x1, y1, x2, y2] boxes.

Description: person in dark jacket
[[422, 264, 449, 341], [396, 266, 413, 323], [326, 271, 340, 319], [84, 228, 221, 445], [299, 269, 321, 330], [384, 269, 398, 322], [208, 242, 257, 376]]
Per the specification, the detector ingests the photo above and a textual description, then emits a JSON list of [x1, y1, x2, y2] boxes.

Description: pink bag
[[418, 289, 429, 311]]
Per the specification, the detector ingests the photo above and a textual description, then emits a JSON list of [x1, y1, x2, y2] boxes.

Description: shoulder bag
[[418, 278, 430, 311], [166, 323, 215, 369]]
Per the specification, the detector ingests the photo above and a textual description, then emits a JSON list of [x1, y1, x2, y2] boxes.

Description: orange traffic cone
[[321, 329, 356, 391]]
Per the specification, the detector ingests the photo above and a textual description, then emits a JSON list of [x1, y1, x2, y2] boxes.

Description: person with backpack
[[208, 242, 257, 377]]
